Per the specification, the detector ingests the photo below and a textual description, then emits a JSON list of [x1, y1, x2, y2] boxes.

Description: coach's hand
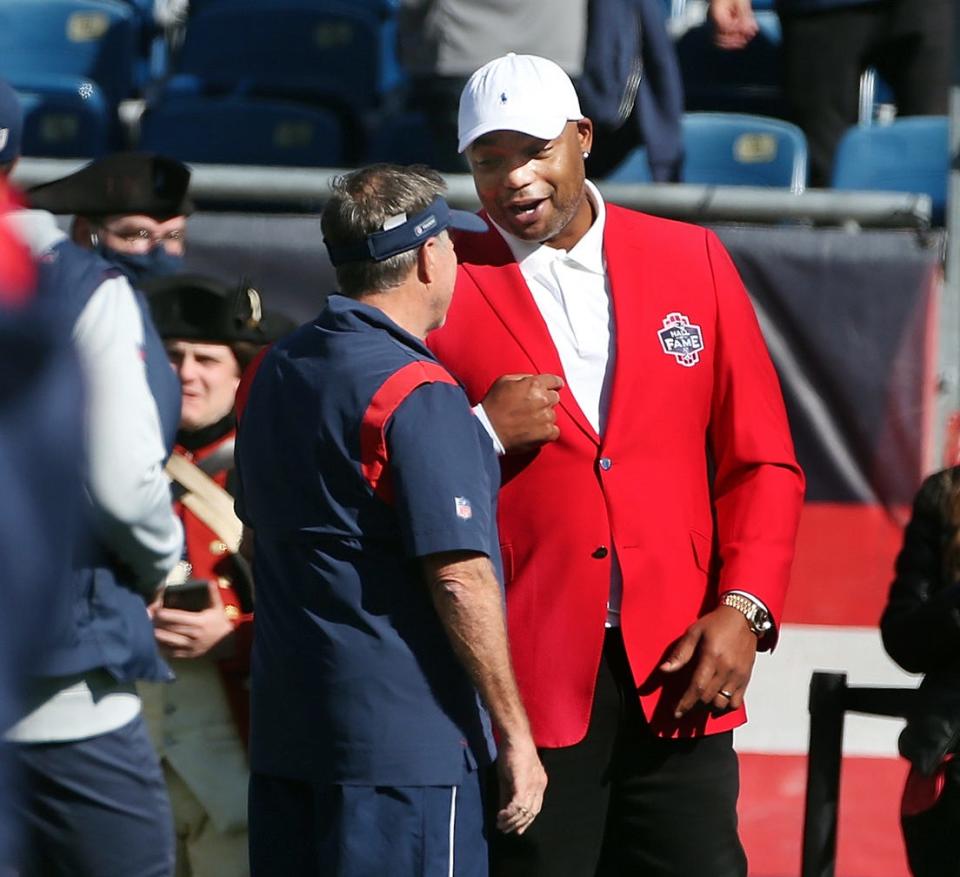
[[495, 735, 548, 836], [660, 606, 759, 716], [481, 373, 563, 454]]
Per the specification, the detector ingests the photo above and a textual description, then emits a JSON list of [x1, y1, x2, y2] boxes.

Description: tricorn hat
[[144, 273, 293, 345], [27, 151, 194, 218]]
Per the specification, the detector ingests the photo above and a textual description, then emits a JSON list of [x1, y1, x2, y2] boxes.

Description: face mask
[[98, 243, 185, 287]]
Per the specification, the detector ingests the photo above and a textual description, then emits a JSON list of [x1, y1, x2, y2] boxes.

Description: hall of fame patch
[[658, 312, 704, 367]]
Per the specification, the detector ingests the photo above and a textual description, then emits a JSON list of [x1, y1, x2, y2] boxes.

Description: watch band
[[719, 592, 772, 637]]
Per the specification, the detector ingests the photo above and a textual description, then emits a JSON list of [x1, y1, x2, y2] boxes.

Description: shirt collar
[[322, 293, 437, 359], [489, 180, 606, 276]]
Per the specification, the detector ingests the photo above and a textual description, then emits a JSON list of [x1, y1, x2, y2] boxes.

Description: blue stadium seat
[[15, 75, 114, 158], [676, 9, 786, 118], [365, 111, 448, 168], [681, 113, 807, 190], [139, 96, 346, 166], [831, 116, 949, 222], [604, 113, 807, 190], [602, 147, 653, 184], [0, 0, 138, 104], [169, 0, 405, 112]]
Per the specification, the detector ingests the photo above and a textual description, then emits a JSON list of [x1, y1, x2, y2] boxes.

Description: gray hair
[[322, 164, 448, 298]]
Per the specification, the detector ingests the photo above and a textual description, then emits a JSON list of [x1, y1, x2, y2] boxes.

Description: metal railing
[[801, 671, 917, 877], [11, 158, 933, 229]]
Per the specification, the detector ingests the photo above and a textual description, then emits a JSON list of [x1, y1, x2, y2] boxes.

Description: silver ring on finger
[[719, 689, 734, 699]]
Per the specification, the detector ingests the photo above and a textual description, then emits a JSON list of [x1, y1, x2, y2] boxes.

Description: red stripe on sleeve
[[359, 361, 458, 504]]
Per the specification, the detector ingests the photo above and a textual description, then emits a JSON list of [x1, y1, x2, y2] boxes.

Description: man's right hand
[[481, 373, 564, 454], [495, 735, 548, 835]]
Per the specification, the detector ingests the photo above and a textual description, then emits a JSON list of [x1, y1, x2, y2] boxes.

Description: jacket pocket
[[690, 529, 712, 574]]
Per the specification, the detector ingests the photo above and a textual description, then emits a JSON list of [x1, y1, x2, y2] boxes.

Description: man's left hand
[[659, 605, 759, 717]]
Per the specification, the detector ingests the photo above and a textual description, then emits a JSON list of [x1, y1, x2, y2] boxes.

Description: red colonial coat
[[428, 205, 805, 746], [173, 426, 253, 744]]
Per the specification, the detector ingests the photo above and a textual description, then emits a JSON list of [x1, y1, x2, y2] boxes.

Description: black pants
[[489, 629, 747, 877], [781, 0, 952, 186]]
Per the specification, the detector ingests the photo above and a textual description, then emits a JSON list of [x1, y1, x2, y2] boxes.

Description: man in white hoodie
[[1, 79, 183, 877]]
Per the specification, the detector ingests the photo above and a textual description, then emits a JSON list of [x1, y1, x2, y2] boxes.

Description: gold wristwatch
[[719, 592, 772, 638]]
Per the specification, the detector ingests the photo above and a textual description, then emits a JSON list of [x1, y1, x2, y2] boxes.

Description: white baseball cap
[[457, 53, 583, 153]]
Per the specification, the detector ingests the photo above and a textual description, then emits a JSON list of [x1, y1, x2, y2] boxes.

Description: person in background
[[709, 0, 952, 186], [397, 0, 588, 170], [140, 273, 290, 877], [428, 54, 805, 876], [0, 167, 84, 870], [27, 151, 192, 288], [881, 467, 960, 877], [0, 80, 182, 877], [236, 164, 546, 875]]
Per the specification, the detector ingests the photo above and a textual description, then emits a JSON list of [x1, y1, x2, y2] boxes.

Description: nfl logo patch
[[454, 496, 473, 520], [658, 312, 704, 367]]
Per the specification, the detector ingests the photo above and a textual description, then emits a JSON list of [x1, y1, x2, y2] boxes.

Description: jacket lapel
[[461, 225, 599, 445], [600, 207, 644, 450]]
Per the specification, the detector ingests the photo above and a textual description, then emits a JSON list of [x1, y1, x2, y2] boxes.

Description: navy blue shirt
[[236, 295, 500, 786]]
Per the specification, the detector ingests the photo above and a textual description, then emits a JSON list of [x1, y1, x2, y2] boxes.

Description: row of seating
[[2, 0, 895, 160], [605, 113, 949, 220]]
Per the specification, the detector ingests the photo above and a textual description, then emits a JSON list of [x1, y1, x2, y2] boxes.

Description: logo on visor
[[415, 215, 438, 237], [658, 312, 704, 367], [454, 496, 473, 520]]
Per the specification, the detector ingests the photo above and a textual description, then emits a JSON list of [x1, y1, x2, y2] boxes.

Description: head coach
[[426, 53, 806, 876], [235, 164, 546, 876]]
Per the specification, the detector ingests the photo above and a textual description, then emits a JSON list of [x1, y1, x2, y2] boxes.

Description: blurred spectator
[[139, 273, 289, 877], [0, 165, 84, 869], [711, 0, 953, 186], [881, 467, 960, 877], [580, 0, 684, 180], [398, 0, 588, 169], [1, 82, 183, 876], [28, 151, 192, 289]]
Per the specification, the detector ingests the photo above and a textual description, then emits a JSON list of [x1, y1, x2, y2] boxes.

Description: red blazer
[[429, 205, 805, 746]]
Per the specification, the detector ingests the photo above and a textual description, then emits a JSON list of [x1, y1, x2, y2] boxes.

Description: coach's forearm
[[422, 551, 532, 743]]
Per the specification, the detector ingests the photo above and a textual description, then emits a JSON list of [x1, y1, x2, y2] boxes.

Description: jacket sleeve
[[881, 472, 960, 674], [704, 230, 806, 637], [73, 275, 183, 595]]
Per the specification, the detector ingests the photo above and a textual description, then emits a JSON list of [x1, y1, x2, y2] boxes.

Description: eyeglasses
[[99, 224, 186, 254]]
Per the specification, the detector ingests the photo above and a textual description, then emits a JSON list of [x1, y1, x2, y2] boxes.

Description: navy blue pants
[[249, 767, 487, 876], [9, 715, 174, 877]]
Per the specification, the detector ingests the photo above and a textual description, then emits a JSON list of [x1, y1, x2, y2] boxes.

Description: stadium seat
[[681, 112, 807, 190], [139, 96, 346, 166], [831, 116, 949, 222], [0, 0, 138, 104], [365, 111, 449, 168], [602, 147, 653, 184], [605, 113, 807, 191], [16, 75, 115, 158], [168, 0, 405, 112], [676, 9, 786, 118]]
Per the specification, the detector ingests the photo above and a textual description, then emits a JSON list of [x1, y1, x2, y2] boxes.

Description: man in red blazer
[[428, 54, 805, 876]]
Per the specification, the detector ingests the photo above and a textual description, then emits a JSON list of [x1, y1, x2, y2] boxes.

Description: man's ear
[[417, 235, 441, 285], [72, 216, 95, 249], [577, 118, 594, 156]]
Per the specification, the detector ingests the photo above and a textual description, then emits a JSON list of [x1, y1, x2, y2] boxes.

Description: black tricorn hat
[[27, 151, 194, 218], [143, 274, 294, 345]]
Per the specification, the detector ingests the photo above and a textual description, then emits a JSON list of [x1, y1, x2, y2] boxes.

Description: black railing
[[801, 671, 918, 877]]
